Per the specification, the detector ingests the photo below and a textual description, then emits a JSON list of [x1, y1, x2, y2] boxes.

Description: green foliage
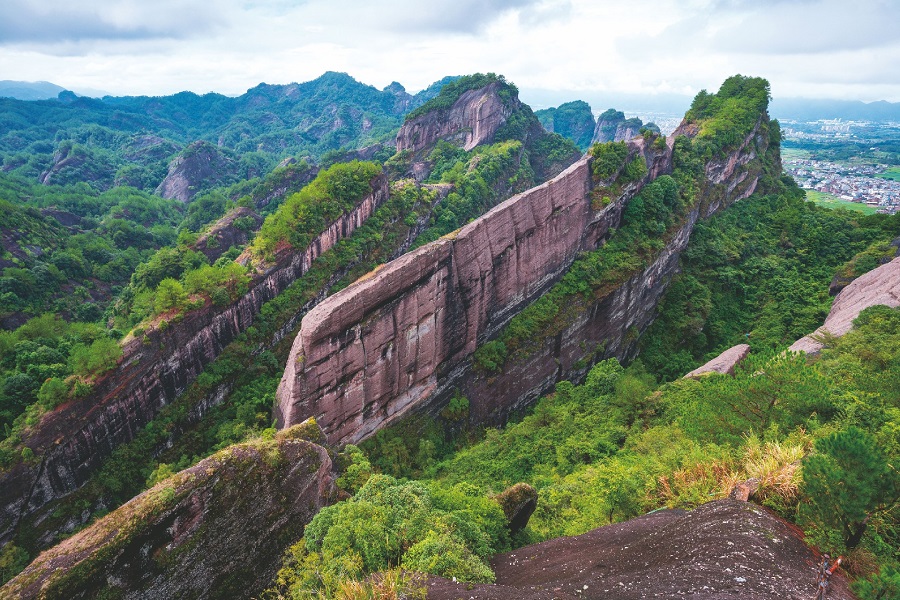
[[588, 141, 628, 182], [852, 564, 900, 600], [252, 161, 382, 260], [272, 475, 505, 595], [0, 542, 29, 584], [68, 336, 122, 379], [406, 74, 515, 121], [534, 100, 596, 151], [801, 427, 900, 551], [687, 75, 771, 157]]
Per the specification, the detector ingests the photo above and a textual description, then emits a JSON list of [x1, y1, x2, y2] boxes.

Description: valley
[[0, 72, 898, 600]]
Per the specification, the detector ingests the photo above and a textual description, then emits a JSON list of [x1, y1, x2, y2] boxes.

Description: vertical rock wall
[[276, 137, 677, 444]]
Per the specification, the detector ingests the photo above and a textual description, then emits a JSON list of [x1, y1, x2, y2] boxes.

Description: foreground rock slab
[[427, 499, 853, 600], [684, 343, 751, 378], [790, 255, 900, 354], [1, 421, 336, 600]]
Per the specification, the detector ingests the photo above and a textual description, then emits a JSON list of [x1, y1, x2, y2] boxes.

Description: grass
[[804, 190, 877, 215], [878, 166, 900, 181], [780, 148, 810, 160]]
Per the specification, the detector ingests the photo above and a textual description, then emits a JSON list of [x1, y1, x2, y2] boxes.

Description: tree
[[154, 278, 187, 315], [802, 427, 900, 550]]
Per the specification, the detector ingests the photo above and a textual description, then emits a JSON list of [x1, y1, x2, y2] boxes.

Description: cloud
[[0, 0, 226, 44]]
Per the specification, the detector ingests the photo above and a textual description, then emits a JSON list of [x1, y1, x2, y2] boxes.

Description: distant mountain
[[535, 100, 596, 151], [0, 80, 67, 100], [0, 72, 453, 195], [770, 97, 900, 122]]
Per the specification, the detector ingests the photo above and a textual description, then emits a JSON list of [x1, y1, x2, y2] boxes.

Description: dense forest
[[0, 73, 898, 600]]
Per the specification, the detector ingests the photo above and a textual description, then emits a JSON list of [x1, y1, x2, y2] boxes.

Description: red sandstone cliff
[[275, 117, 774, 446]]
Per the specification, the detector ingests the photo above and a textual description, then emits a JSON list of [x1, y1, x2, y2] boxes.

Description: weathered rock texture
[[396, 82, 515, 156], [155, 141, 239, 203], [276, 116, 773, 445], [684, 343, 751, 378], [591, 110, 643, 144], [790, 255, 900, 354], [0, 174, 388, 545], [192, 207, 263, 263], [1, 422, 337, 600], [427, 499, 854, 600]]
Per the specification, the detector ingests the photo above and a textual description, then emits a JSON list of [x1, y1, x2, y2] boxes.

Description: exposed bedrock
[[0, 174, 389, 544], [276, 117, 771, 446], [1, 422, 337, 600], [790, 254, 900, 355], [684, 344, 751, 379], [395, 81, 514, 156]]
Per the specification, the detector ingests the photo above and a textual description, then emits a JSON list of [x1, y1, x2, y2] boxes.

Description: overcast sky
[[1, 0, 898, 103]]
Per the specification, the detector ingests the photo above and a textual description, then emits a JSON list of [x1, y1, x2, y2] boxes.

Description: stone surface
[[591, 110, 643, 144], [276, 113, 772, 447], [684, 344, 751, 378], [790, 255, 900, 354], [1, 422, 337, 600], [192, 206, 263, 262], [155, 141, 238, 203], [427, 499, 854, 600], [396, 81, 514, 156], [0, 174, 389, 545], [493, 483, 538, 535]]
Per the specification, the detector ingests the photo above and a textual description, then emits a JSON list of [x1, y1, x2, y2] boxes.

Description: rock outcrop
[[684, 343, 751, 378], [276, 114, 772, 446], [790, 255, 900, 354], [535, 100, 596, 150], [396, 81, 515, 157], [192, 207, 263, 263], [155, 141, 239, 203], [493, 483, 538, 535], [591, 109, 643, 144], [426, 499, 854, 600], [1, 421, 337, 600], [0, 174, 388, 545]]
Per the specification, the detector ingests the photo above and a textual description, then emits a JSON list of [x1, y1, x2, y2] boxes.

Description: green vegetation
[[406, 74, 515, 122], [878, 166, 900, 181], [687, 75, 771, 158], [640, 184, 898, 381], [534, 100, 596, 151], [805, 190, 877, 214]]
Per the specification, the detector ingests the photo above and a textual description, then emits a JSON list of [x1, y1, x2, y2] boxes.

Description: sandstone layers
[[0, 175, 388, 544], [276, 116, 774, 444]]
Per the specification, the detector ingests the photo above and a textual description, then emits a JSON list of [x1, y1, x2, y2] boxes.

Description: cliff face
[[395, 82, 515, 156], [276, 119, 771, 446], [591, 110, 643, 145], [0, 175, 389, 544], [192, 207, 263, 263], [155, 141, 239, 203], [1, 422, 337, 600], [535, 101, 596, 151]]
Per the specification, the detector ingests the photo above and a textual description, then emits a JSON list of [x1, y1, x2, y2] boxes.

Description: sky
[[1, 0, 898, 104]]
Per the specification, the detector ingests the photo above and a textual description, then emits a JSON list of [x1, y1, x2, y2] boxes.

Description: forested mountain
[[0, 73, 898, 600]]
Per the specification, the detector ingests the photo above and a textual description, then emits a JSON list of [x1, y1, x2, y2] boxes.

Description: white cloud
[[0, 0, 897, 101]]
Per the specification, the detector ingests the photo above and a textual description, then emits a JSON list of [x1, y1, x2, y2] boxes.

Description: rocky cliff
[[0, 174, 389, 544], [591, 109, 644, 144], [192, 207, 263, 263], [275, 115, 773, 445], [535, 100, 596, 151], [396, 81, 515, 157], [155, 141, 240, 203], [1, 421, 337, 600]]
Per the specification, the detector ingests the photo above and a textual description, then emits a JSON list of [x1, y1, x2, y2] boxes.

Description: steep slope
[[591, 109, 644, 144], [1, 421, 337, 600], [535, 100, 597, 150], [275, 76, 776, 445]]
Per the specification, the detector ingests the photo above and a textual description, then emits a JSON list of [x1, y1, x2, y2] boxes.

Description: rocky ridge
[[275, 113, 773, 445], [0, 173, 388, 545], [155, 141, 239, 202], [0, 421, 337, 600], [591, 109, 644, 144]]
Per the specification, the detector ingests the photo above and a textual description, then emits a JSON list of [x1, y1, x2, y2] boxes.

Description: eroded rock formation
[[396, 81, 515, 156], [1, 421, 337, 600], [192, 207, 263, 263], [591, 110, 643, 144], [276, 115, 773, 446], [684, 344, 751, 378], [790, 255, 900, 354], [155, 141, 239, 203], [0, 174, 388, 544]]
